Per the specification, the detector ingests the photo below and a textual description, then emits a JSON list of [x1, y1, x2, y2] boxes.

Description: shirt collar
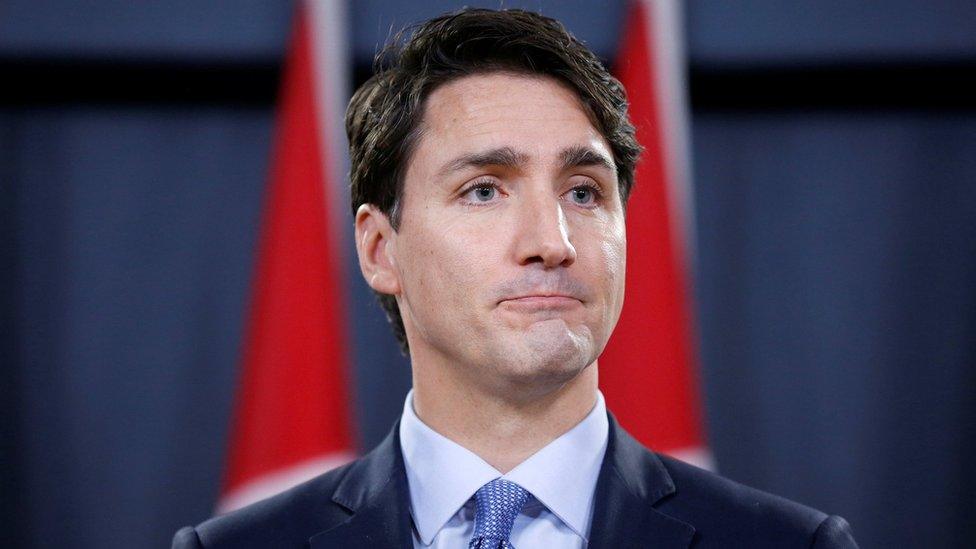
[[399, 390, 609, 545], [505, 391, 608, 539]]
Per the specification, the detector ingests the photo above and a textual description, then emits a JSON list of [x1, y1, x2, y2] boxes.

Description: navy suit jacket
[[173, 414, 858, 548]]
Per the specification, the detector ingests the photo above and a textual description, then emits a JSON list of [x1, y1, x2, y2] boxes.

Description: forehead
[[409, 72, 612, 175]]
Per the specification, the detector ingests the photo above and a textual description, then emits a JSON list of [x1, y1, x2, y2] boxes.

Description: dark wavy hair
[[345, 8, 642, 353]]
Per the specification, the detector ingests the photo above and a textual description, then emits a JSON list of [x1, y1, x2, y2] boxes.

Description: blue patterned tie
[[468, 478, 530, 549]]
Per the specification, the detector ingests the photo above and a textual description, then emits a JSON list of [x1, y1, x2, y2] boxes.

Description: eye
[[471, 185, 496, 201], [564, 183, 602, 207], [460, 180, 502, 204]]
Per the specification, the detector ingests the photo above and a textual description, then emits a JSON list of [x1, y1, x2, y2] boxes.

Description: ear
[[355, 204, 401, 295]]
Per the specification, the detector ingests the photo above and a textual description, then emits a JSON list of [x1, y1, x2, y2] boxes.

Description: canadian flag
[[600, 0, 712, 469], [218, 0, 355, 513]]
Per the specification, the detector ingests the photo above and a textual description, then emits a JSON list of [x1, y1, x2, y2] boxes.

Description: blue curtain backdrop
[[2, 1, 974, 547]]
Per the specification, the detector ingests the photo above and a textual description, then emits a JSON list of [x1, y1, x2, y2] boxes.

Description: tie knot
[[469, 479, 530, 549]]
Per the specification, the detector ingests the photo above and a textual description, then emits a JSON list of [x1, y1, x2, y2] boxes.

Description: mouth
[[498, 294, 583, 312]]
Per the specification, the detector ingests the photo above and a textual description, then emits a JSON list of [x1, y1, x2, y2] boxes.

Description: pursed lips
[[498, 293, 583, 310]]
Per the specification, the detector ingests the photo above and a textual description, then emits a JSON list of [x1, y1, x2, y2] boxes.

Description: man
[[174, 8, 858, 548]]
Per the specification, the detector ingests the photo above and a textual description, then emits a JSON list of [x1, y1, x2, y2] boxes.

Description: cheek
[[580, 214, 627, 290], [399, 222, 494, 307], [590, 219, 627, 340], [602, 224, 626, 292]]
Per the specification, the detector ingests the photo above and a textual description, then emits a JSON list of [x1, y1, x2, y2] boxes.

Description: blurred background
[[2, 1, 975, 547]]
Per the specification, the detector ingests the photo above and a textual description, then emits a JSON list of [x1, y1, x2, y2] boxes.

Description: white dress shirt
[[398, 390, 610, 548]]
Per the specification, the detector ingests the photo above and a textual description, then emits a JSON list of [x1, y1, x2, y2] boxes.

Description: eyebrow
[[437, 146, 528, 177], [437, 145, 616, 177], [559, 144, 617, 174]]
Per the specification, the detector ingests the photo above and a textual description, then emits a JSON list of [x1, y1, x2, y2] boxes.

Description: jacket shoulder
[[172, 460, 358, 549], [655, 454, 856, 547]]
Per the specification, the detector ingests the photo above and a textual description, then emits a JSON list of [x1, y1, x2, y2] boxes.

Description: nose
[[514, 192, 577, 268]]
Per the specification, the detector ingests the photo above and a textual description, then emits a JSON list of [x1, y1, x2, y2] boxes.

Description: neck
[[411, 359, 598, 473]]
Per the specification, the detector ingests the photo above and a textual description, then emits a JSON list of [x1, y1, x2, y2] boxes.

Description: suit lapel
[[587, 414, 696, 549], [308, 424, 414, 548], [306, 414, 694, 548]]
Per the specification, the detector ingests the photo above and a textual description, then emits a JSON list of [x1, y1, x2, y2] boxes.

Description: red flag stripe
[[600, 0, 710, 466], [219, 0, 354, 511]]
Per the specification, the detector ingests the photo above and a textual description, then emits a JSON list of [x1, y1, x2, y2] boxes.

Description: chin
[[495, 322, 596, 387]]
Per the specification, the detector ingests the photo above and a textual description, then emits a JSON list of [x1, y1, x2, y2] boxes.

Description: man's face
[[383, 73, 626, 395]]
